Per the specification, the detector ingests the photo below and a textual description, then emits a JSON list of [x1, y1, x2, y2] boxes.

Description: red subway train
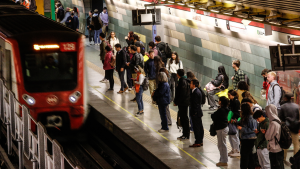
[[0, 1, 88, 130]]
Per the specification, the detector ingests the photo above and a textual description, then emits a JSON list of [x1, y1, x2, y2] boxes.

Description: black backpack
[[142, 77, 149, 91], [165, 43, 172, 58], [57, 8, 65, 20], [140, 42, 146, 56], [272, 84, 286, 105], [198, 87, 206, 105], [273, 119, 292, 149]]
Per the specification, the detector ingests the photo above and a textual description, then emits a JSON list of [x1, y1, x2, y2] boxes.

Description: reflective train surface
[[0, 1, 88, 131]]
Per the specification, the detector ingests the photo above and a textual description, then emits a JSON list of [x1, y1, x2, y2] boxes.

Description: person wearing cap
[[91, 9, 103, 45], [133, 66, 145, 117], [278, 92, 300, 161], [60, 7, 72, 24]]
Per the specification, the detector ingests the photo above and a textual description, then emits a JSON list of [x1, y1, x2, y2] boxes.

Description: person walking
[[153, 72, 170, 132], [231, 60, 245, 90], [237, 103, 258, 169], [100, 7, 109, 35], [103, 46, 114, 91], [159, 68, 172, 125], [115, 44, 128, 93], [107, 32, 119, 55], [166, 52, 183, 102], [207, 66, 229, 110], [144, 51, 156, 102], [65, 11, 79, 31], [227, 90, 241, 157], [133, 66, 145, 117], [91, 9, 102, 45], [253, 110, 271, 169], [266, 72, 282, 109], [264, 104, 284, 169], [189, 79, 204, 147], [99, 33, 108, 83], [174, 69, 190, 140], [87, 11, 94, 45], [279, 93, 300, 161], [211, 96, 229, 167]]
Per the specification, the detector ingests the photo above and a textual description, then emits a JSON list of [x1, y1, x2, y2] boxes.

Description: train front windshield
[[22, 52, 77, 92]]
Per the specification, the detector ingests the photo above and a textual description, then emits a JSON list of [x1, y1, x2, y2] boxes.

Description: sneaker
[[90, 42, 92, 45], [190, 130, 194, 133], [103, 79, 109, 83], [130, 98, 136, 102], [100, 77, 106, 82], [128, 88, 132, 91], [177, 135, 189, 140], [135, 112, 144, 117], [216, 162, 228, 166], [124, 87, 129, 92], [209, 107, 217, 110], [107, 88, 114, 91], [230, 152, 240, 157], [228, 150, 234, 155], [158, 129, 169, 133]]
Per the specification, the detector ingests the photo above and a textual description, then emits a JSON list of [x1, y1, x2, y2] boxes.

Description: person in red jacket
[[261, 69, 271, 100], [103, 46, 115, 91]]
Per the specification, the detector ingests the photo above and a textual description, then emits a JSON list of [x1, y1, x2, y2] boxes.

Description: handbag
[[209, 123, 217, 136], [228, 123, 237, 135], [205, 82, 216, 92]]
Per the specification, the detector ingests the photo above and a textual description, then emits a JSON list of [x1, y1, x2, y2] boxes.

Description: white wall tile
[[231, 49, 242, 60], [220, 45, 231, 56], [169, 37, 179, 47], [191, 28, 209, 41]]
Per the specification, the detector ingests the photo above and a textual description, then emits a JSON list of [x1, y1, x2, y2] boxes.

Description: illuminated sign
[[34, 44, 60, 50], [60, 42, 77, 52]]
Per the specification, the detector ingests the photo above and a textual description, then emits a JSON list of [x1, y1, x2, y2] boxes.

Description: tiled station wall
[[104, 1, 278, 106]]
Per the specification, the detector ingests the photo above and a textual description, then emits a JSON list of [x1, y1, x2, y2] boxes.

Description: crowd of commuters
[[94, 7, 299, 167]]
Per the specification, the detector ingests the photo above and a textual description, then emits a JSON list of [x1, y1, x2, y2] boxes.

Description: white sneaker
[[230, 150, 240, 157], [90, 42, 92, 45], [128, 88, 132, 91], [103, 79, 109, 83], [228, 150, 234, 155], [158, 129, 169, 133]]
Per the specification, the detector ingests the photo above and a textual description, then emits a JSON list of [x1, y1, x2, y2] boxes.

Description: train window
[[22, 52, 77, 92], [4, 49, 12, 90]]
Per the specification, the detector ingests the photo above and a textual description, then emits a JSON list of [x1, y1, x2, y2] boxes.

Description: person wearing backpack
[[166, 52, 183, 102], [153, 72, 170, 132], [231, 60, 245, 90], [174, 69, 191, 140], [266, 72, 282, 109], [133, 66, 145, 117], [103, 46, 114, 91], [133, 34, 145, 56], [91, 9, 103, 45], [155, 36, 168, 66], [278, 93, 300, 161], [264, 104, 284, 169], [207, 66, 229, 110], [189, 79, 204, 147], [56, 4, 64, 22], [87, 11, 94, 45], [148, 41, 159, 57]]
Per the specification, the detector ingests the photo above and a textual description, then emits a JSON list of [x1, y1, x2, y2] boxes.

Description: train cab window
[[22, 52, 77, 92]]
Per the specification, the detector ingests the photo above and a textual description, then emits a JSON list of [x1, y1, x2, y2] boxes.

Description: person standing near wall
[[87, 11, 94, 45], [100, 7, 109, 35], [99, 33, 108, 83], [148, 41, 159, 56], [65, 11, 79, 31], [92, 9, 103, 46], [231, 60, 245, 90]]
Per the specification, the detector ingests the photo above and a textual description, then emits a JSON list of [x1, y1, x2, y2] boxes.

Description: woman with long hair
[[237, 103, 258, 169], [159, 68, 172, 125], [154, 56, 165, 87], [126, 31, 134, 46], [153, 72, 171, 133], [133, 66, 145, 117], [207, 66, 229, 110], [211, 96, 229, 167], [227, 90, 240, 157], [166, 52, 183, 102], [73, 7, 80, 17], [107, 31, 119, 55], [237, 81, 249, 102], [103, 46, 114, 90]]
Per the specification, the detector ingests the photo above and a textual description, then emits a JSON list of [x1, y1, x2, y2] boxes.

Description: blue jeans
[[136, 86, 144, 111], [158, 104, 169, 130], [94, 29, 102, 44]]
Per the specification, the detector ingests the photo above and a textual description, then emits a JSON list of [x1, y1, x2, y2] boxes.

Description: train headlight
[[69, 91, 81, 103], [22, 94, 36, 105]]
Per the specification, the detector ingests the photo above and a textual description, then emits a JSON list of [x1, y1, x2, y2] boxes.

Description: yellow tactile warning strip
[[86, 60, 233, 152]]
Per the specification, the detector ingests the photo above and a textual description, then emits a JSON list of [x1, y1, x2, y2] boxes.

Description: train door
[[0, 46, 12, 90]]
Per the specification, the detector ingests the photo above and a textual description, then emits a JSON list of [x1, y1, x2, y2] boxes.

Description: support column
[[50, 0, 55, 20]]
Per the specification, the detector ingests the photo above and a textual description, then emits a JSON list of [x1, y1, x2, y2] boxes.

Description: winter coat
[[279, 101, 300, 133], [229, 97, 240, 120], [65, 15, 79, 30], [211, 73, 229, 89], [240, 115, 258, 139], [103, 51, 114, 70], [156, 42, 167, 61], [265, 104, 282, 153], [115, 50, 126, 72], [154, 82, 170, 105], [144, 59, 156, 80], [190, 88, 203, 117], [129, 52, 143, 73], [267, 80, 281, 109], [91, 13, 102, 30], [57, 7, 64, 21], [174, 76, 190, 106], [255, 118, 269, 149], [211, 107, 229, 130]]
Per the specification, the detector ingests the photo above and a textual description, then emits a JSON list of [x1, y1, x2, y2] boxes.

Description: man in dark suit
[[189, 79, 204, 147], [115, 43, 128, 93]]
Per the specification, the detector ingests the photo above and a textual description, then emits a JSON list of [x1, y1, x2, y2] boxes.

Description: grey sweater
[[266, 80, 281, 109]]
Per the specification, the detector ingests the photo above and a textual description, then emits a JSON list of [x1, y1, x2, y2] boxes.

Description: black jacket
[[65, 16, 79, 30], [129, 52, 143, 73], [87, 16, 94, 30], [156, 42, 167, 60], [116, 50, 126, 71], [174, 76, 190, 106], [92, 14, 102, 30], [144, 59, 156, 80], [211, 73, 228, 89], [126, 39, 134, 46], [211, 107, 229, 130], [57, 7, 64, 20], [229, 97, 240, 120], [190, 88, 203, 117], [279, 101, 300, 133]]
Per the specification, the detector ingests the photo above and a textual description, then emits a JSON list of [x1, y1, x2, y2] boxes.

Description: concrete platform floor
[[85, 39, 294, 169]]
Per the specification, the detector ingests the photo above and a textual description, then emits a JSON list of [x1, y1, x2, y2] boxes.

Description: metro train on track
[[0, 1, 88, 130]]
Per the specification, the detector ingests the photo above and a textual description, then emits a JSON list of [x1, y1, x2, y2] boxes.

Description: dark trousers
[[240, 139, 255, 169], [178, 106, 190, 138], [88, 29, 94, 42], [269, 150, 284, 169], [170, 73, 178, 101], [158, 104, 169, 130], [125, 68, 133, 88], [189, 107, 193, 131], [191, 116, 204, 144], [118, 70, 127, 91], [106, 69, 114, 89]]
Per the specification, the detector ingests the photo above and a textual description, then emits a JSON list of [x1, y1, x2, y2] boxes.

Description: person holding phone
[[133, 66, 145, 117]]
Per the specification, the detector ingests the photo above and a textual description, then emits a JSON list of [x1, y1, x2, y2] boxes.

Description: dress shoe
[[117, 90, 124, 94], [189, 143, 203, 147], [124, 87, 129, 92], [216, 162, 228, 166], [177, 135, 189, 140]]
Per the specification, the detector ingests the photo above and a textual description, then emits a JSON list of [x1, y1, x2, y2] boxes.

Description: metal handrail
[[0, 79, 79, 169]]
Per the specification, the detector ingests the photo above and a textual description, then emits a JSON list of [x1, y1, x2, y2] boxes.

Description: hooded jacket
[[255, 117, 269, 149], [267, 80, 281, 109], [265, 104, 282, 153]]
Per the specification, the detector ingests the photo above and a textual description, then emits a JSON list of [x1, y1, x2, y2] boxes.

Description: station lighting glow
[[177, 3, 185, 6], [168, 1, 175, 3], [34, 44, 60, 50]]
